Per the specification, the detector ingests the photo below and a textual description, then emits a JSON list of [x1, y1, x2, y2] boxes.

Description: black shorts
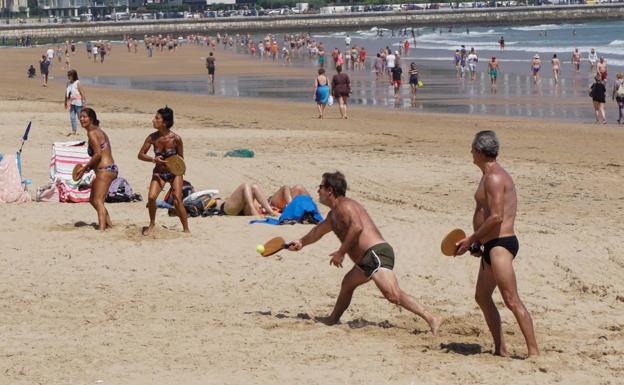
[[482, 236, 519, 266], [208, 67, 215, 75], [357, 243, 395, 278]]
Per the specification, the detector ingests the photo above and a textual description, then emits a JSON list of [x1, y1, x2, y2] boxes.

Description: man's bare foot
[[527, 348, 540, 357], [142, 224, 155, 236], [430, 316, 443, 336], [314, 315, 338, 326], [182, 228, 191, 234]]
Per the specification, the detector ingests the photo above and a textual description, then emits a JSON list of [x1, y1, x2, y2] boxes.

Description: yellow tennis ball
[[256, 244, 265, 254]]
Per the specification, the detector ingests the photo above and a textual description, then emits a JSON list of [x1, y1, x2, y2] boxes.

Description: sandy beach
[[1, 43, 623, 385]]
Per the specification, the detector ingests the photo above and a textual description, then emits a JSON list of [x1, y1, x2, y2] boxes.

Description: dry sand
[[0, 44, 623, 385]]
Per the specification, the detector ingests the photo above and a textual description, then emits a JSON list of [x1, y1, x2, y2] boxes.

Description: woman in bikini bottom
[[79, 107, 117, 231]]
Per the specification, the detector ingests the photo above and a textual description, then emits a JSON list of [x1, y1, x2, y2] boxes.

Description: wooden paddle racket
[[72, 164, 84, 181], [441, 228, 466, 256], [260, 236, 292, 257], [165, 155, 186, 176]]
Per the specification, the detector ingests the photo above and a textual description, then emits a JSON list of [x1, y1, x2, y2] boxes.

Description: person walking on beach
[[74, 108, 118, 231], [331, 65, 351, 119], [455, 131, 539, 358], [467, 48, 478, 81], [314, 68, 330, 119], [64, 69, 86, 136], [391, 63, 402, 98], [612, 72, 624, 124], [531, 54, 541, 84], [454, 49, 461, 77], [385, 50, 396, 84], [572, 48, 581, 73], [39, 54, 50, 87], [408, 62, 419, 98], [205, 51, 216, 86], [551, 54, 561, 84], [598, 57, 607, 81], [374, 53, 384, 80], [287, 171, 443, 335], [138, 107, 190, 235], [588, 48, 598, 74], [488, 56, 499, 91], [498, 36, 505, 52], [590, 74, 607, 124]]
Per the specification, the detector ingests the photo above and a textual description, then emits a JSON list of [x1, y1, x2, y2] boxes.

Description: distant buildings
[[37, 0, 130, 17], [1, 0, 29, 15]]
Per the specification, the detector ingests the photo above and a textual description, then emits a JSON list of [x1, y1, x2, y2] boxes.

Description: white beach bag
[[328, 95, 334, 106]]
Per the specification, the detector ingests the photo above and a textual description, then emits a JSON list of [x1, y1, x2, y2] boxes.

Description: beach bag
[[617, 82, 624, 98], [183, 193, 217, 217], [106, 177, 136, 203], [328, 95, 334, 106], [418, 80, 424, 88]]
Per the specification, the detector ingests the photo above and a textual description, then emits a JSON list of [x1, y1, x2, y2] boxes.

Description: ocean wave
[[608, 40, 624, 46], [511, 24, 565, 31]]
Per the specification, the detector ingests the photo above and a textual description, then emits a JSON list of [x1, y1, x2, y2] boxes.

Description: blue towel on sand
[[250, 195, 324, 225]]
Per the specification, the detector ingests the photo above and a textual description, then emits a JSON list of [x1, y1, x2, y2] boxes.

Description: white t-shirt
[[345, 36, 351, 46], [467, 53, 478, 64], [46, 48, 54, 60], [386, 54, 396, 69], [588, 52, 598, 63]]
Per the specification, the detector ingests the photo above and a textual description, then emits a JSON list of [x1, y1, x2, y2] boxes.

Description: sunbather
[[269, 184, 311, 210], [138, 106, 189, 235], [214, 182, 277, 216], [74, 108, 117, 231]]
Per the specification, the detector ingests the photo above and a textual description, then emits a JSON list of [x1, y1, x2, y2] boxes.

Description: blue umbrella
[[18, 121, 32, 155]]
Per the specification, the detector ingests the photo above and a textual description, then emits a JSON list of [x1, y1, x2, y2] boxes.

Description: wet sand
[[0, 44, 623, 384]]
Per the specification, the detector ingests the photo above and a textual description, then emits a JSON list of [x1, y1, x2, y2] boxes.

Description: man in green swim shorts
[[488, 56, 499, 90], [288, 171, 442, 335]]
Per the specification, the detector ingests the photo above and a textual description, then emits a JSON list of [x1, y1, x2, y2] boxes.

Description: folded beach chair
[[48, 141, 91, 203]]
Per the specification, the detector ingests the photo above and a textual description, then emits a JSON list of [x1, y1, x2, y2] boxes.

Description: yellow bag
[[417, 80, 423, 88]]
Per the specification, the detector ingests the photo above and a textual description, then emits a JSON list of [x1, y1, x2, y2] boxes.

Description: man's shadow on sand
[[246, 310, 411, 331], [440, 342, 483, 356], [74, 221, 98, 229]]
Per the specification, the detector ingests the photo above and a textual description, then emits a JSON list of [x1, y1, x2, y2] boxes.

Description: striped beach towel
[[50, 141, 91, 203]]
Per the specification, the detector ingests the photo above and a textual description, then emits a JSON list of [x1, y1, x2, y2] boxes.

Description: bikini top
[[88, 141, 108, 157], [155, 148, 177, 159]]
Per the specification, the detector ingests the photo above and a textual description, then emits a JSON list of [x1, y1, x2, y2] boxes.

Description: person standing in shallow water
[[456, 131, 539, 358], [206, 51, 216, 86], [138, 106, 190, 235], [331, 65, 350, 119]]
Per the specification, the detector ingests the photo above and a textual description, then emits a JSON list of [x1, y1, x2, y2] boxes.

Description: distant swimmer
[[498, 36, 505, 52], [287, 171, 443, 335], [455, 131, 539, 358], [551, 54, 561, 84]]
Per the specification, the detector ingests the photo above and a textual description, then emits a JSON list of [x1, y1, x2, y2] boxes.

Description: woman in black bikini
[[138, 107, 190, 235], [75, 108, 117, 231]]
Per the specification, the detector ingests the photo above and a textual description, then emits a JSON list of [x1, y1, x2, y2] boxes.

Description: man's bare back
[[474, 163, 517, 244], [328, 197, 385, 264]]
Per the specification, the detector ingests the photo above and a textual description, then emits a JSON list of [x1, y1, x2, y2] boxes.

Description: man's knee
[[500, 290, 521, 312], [382, 288, 401, 305]]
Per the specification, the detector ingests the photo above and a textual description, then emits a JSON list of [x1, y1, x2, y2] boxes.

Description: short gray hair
[[472, 131, 499, 158]]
